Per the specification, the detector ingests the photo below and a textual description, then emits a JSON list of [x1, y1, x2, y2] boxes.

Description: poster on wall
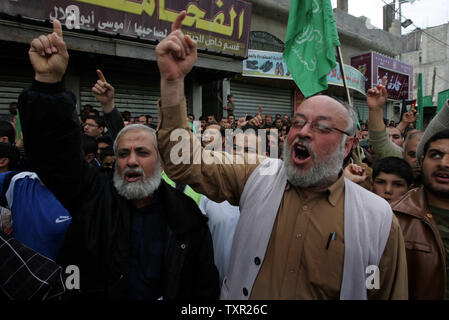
[[351, 52, 413, 100], [0, 0, 252, 57]]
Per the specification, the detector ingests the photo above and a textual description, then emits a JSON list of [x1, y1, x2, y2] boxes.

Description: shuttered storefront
[[80, 71, 160, 121], [230, 81, 293, 119], [353, 99, 370, 124], [0, 55, 32, 114]]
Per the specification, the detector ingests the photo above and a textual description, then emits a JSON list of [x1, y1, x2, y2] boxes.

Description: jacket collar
[[157, 180, 206, 235], [391, 186, 430, 219]]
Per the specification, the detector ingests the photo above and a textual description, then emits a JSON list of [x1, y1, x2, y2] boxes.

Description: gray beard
[[283, 137, 346, 188], [113, 164, 162, 200]]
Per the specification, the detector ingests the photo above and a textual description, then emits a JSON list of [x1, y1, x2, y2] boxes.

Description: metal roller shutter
[[230, 81, 293, 119], [0, 64, 32, 114], [80, 71, 160, 121], [353, 99, 370, 124]]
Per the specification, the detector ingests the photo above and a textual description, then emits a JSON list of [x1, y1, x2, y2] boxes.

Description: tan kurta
[[157, 100, 408, 299]]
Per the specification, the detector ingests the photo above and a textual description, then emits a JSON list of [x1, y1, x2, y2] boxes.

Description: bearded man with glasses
[[157, 11, 408, 300]]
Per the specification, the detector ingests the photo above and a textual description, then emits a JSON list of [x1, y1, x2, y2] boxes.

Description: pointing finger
[[381, 76, 387, 87], [53, 19, 63, 38], [258, 106, 262, 115], [97, 69, 107, 82], [172, 10, 186, 32]]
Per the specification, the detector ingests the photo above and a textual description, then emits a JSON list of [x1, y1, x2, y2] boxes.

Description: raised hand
[[367, 76, 388, 110], [402, 105, 419, 124], [344, 164, 367, 184], [156, 11, 198, 82], [237, 114, 248, 128], [29, 19, 69, 83], [248, 106, 263, 127], [92, 69, 115, 112]]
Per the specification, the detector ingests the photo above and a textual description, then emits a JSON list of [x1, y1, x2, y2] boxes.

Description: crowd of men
[[1, 12, 449, 300]]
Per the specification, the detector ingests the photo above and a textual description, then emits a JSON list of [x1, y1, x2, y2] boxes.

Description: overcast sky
[[331, 0, 449, 33]]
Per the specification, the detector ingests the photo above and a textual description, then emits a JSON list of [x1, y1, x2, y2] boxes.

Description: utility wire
[[375, 0, 449, 50]]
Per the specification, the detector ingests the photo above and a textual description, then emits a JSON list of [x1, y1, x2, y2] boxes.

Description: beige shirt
[[157, 101, 408, 299]]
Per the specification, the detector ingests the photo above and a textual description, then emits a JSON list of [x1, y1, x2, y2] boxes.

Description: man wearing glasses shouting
[[157, 11, 408, 300]]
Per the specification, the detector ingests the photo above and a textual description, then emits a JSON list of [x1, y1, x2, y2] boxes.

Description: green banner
[[283, 0, 340, 98], [437, 89, 449, 113]]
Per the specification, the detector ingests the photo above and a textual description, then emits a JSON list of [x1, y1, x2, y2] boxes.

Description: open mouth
[[125, 171, 143, 183], [434, 171, 449, 183], [293, 143, 312, 165]]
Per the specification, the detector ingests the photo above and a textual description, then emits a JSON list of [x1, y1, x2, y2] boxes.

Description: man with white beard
[[157, 11, 408, 300], [18, 20, 219, 299]]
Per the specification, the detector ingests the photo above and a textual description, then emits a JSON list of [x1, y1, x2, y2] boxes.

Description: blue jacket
[[0, 171, 71, 259]]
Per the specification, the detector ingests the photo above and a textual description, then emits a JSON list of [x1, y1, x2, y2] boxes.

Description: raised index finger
[[172, 10, 186, 32], [258, 106, 262, 115], [97, 69, 107, 82], [381, 76, 387, 87], [53, 19, 63, 38]]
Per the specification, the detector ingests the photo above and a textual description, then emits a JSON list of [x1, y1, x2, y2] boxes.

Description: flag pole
[[336, 46, 353, 107], [336, 46, 364, 131]]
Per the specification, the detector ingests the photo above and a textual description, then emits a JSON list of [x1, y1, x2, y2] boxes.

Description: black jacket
[[18, 80, 219, 300]]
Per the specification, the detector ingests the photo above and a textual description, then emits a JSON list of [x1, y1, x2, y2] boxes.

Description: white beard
[[283, 137, 346, 188], [113, 164, 162, 200]]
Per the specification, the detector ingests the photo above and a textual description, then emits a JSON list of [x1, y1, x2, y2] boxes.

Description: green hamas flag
[[283, 0, 340, 98]]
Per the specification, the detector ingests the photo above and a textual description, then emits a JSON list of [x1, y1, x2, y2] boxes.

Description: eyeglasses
[[83, 123, 99, 128], [292, 117, 349, 136]]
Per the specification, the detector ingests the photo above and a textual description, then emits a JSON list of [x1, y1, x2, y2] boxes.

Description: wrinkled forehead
[[295, 96, 349, 124], [118, 129, 156, 150]]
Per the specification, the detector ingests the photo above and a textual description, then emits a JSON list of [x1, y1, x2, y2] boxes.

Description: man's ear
[[344, 136, 355, 158], [99, 126, 105, 134], [0, 157, 9, 168]]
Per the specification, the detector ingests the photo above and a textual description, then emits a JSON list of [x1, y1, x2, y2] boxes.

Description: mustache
[[289, 137, 316, 159], [121, 167, 146, 179]]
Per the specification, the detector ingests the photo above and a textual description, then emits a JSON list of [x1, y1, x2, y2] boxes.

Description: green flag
[[417, 73, 423, 131], [283, 0, 340, 98]]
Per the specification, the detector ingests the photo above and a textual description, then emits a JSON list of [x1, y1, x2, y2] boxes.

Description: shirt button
[[426, 213, 433, 219], [243, 288, 248, 296], [303, 205, 308, 211], [254, 257, 261, 266], [180, 243, 186, 249], [296, 233, 302, 239]]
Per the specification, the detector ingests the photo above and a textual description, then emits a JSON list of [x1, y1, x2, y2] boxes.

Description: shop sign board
[[0, 0, 252, 57]]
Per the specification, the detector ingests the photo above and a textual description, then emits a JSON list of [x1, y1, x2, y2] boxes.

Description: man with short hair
[[219, 117, 229, 129], [135, 115, 147, 125], [156, 12, 407, 300], [274, 118, 282, 130], [387, 126, 404, 147], [83, 115, 105, 140], [207, 114, 217, 124], [264, 114, 273, 128], [227, 114, 236, 129], [224, 94, 235, 116], [0, 121, 16, 144], [403, 131, 424, 185], [18, 19, 219, 299], [392, 129, 449, 300]]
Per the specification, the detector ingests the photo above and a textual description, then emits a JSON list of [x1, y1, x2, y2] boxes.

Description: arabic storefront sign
[[0, 0, 252, 57], [243, 50, 366, 95], [351, 52, 413, 100]]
